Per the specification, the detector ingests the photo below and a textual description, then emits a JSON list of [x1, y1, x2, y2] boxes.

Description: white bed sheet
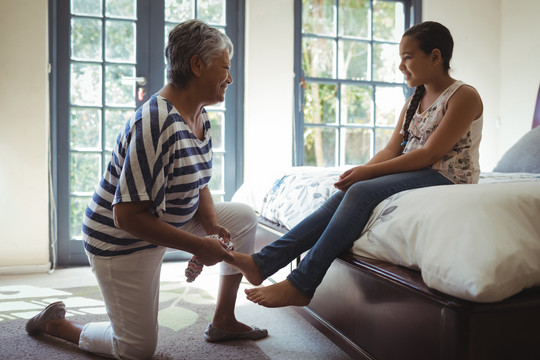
[[232, 167, 540, 302]]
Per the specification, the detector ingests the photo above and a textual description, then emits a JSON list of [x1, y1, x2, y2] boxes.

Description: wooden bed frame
[[256, 220, 540, 360]]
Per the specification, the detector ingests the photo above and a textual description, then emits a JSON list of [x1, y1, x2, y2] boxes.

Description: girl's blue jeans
[[251, 168, 453, 299]]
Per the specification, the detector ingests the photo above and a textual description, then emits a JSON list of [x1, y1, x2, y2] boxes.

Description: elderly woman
[[25, 19, 267, 359]]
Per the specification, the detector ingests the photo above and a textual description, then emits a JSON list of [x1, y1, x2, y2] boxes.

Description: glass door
[[53, 0, 243, 265]]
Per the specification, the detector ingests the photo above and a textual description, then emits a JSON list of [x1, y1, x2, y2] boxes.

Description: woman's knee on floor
[[113, 335, 157, 360]]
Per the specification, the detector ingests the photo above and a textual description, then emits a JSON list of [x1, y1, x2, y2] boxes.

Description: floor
[[0, 261, 351, 359]]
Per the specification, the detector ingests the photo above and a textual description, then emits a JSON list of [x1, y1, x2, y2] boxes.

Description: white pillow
[[352, 182, 540, 302]]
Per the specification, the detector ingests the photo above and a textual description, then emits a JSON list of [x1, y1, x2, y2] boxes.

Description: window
[[50, 0, 244, 265], [293, 0, 421, 166]]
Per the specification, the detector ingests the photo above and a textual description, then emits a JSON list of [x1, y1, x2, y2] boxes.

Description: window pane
[[71, 18, 102, 61], [106, 65, 136, 107], [71, 153, 101, 193], [375, 128, 393, 153], [198, 0, 226, 25], [373, 0, 404, 42], [70, 196, 91, 239], [304, 83, 337, 125], [209, 153, 224, 192], [106, 0, 137, 19], [71, 63, 102, 106], [165, 0, 194, 23], [297, 0, 409, 168], [304, 126, 336, 166], [106, 20, 136, 63], [338, 39, 370, 80], [207, 111, 224, 150], [341, 85, 373, 125], [105, 109, 131, 150], [338, 0, 369, 38], [342, 128, 371, 165], [302, 37, 336, 78], [373, 43, 401, 82], [71, 0, 102, 16], [302, 0, 335, 36], [375, 86, 405, 126], [70, 108, 101, 149]]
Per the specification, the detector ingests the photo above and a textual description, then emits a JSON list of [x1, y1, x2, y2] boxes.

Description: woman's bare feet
[[226, 252, 264, 285], [245, 280, 310, 308]]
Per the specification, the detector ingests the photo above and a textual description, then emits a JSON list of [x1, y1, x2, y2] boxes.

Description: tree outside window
[[297, 0, 412, 167]]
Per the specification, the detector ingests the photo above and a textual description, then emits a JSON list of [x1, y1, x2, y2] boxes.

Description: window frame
[[292, 0, 422, 166], [49, 0, 245, 266]]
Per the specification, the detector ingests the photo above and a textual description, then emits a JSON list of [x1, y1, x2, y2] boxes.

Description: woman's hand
[[207, 225, 231, 243], [334, 166, 374, 191], [195, 235, 234, 266]]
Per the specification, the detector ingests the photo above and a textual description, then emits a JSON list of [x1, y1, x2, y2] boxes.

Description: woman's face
[[398, 36, 433, 88], [200, 50, 233, 105]]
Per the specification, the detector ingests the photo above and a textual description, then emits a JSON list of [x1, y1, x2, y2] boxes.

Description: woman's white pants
[[78, 202, 257, 359]]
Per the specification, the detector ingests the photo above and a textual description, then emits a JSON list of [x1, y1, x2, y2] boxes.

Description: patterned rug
[[0, 282, 269, 359]]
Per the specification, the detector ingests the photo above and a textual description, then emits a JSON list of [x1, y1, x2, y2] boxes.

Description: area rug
[[0, 282, 269, 360]]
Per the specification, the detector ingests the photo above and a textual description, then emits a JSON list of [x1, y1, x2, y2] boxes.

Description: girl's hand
[[195, 235, 234, 266], [334, 166, 374, 191]]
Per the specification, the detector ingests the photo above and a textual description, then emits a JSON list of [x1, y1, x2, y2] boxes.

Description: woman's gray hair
[[165, 19, 234, 88]]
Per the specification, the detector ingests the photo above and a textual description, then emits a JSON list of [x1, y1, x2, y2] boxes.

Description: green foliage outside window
[[68, 0, 228, 239], [300, 0, 408, 167]]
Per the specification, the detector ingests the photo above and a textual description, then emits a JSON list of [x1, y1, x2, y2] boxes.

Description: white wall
[[0, 0, 50, 272], [244, 0, 295, 184], [499, 0, 540, 154], [422, 0, 540, 170]]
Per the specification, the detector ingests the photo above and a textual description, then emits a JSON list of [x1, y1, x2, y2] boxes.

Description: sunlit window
[[67, 0, 231, 243], [295, 0, 416, 166]]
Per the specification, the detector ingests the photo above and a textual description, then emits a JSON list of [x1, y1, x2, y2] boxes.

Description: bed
[[232, 119, 540, 359]]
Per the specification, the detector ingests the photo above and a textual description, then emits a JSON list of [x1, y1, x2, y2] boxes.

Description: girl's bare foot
[[244, 280, 310, 308], [226, 252, 264, 285]]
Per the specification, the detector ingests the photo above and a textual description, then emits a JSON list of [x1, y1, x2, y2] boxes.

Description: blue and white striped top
[[82, 94, 213, 256]]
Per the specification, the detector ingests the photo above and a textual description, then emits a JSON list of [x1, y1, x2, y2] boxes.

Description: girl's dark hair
[[401, 21, 454, 147]]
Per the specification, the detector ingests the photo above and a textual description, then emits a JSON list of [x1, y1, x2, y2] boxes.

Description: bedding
[[232, 168, 540, 303], [352, 180, 540, 302]]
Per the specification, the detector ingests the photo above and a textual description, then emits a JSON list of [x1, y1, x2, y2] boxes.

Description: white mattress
[[232, 167, 540, 302]]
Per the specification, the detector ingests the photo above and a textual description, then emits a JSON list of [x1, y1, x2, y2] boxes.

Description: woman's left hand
[[334, 166, 374, 191], [208, 225, 231, 243]]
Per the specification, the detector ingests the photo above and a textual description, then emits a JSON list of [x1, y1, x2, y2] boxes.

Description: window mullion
[[297, 0, 414, 167]]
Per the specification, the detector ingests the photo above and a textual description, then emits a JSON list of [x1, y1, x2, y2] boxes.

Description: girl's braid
[[402, 85, 425, 147]]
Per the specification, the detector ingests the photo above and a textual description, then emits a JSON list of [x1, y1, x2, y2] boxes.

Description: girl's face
[[199, 50, 233, 105], [398, 36, 433, 88]]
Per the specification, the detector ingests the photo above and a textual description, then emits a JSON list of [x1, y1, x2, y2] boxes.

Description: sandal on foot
[[26, 301, 66, 336], [204, 323, 268, 342]]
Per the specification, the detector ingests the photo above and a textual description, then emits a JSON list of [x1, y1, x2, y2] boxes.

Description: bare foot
[[245, 280, 310, 308], [226, 252, 264, 285]]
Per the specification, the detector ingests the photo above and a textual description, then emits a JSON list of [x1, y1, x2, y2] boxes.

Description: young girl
[[228, 21, 483, 308]]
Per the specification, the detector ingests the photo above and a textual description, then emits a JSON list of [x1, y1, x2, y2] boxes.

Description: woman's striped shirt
[[82, 94, 213, 256]]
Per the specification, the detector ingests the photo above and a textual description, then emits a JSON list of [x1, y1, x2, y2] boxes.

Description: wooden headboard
[[533, 84, 540, 129]]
